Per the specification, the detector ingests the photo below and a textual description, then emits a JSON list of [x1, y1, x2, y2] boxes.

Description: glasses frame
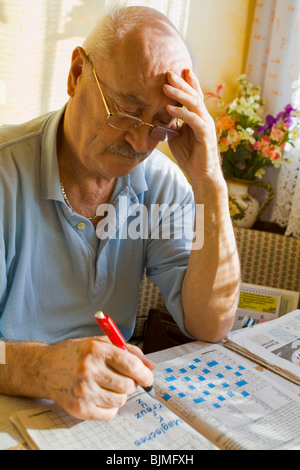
[[86, 55, 180, 142]]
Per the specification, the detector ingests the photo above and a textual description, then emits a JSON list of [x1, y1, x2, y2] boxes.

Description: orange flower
[[216, 116, 235, 137], [219, 137, 230, 152]]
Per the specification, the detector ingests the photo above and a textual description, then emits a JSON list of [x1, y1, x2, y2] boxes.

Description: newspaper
[[11, 343, 300, 450], [225, 310, 300, 385], [153, 343, 300, 450], [232, 283, 299, 330], [0, 341, 5, 364]]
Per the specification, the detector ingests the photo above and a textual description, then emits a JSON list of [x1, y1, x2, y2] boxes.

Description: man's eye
[[116, 103, 139, 116]]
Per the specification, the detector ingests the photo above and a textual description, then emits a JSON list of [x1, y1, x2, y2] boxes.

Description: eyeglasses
[[87, 56, 180, 142]]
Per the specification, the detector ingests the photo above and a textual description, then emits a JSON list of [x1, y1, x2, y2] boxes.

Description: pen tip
[[95, 311, 105, 319]]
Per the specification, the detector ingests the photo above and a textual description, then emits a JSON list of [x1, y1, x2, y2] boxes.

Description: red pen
[[95, 311, 155, 396], [95, 311, 127, 350]]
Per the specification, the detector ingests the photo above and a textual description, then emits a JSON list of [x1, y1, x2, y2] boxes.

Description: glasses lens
[[151, 126, 179, 142], [107, 113, 142, 130], [107, 113, 179, 142]]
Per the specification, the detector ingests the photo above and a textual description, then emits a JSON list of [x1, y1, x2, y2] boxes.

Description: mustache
[[106, 143, 149, 160]]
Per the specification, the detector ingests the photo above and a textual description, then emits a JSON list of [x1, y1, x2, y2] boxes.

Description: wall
[[158, 0, 256, 159]]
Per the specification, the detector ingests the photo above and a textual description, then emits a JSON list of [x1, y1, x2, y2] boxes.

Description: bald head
[[83, 6, 192, 69]]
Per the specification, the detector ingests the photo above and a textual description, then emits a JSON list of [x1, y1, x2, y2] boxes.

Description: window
[[0, 0, 190, 125]]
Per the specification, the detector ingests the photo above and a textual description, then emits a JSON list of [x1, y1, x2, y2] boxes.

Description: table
[[1, 341, 299, 450]]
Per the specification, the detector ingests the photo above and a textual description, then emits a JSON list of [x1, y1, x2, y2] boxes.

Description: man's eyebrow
[[109, 87, 182, 112], [112, 90, 150, 108]]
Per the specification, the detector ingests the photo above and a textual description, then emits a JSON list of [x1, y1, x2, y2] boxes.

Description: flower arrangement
[[206, 75, 300, 181]]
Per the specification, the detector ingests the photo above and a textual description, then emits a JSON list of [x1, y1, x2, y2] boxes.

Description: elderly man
[[0, 6, 240, 421]]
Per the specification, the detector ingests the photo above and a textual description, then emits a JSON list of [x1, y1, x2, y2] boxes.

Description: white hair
[[83, 4, 187, 64]]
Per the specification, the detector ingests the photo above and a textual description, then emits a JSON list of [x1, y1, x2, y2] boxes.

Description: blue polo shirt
[[0, 107, 195, 343]]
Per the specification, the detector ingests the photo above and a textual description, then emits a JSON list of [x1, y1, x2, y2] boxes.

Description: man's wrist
[[190, 174, 228, 205], [0, 341, 49, 398]]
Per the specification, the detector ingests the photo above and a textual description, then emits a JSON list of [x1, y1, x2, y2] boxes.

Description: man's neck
[[56, 113, 116, 222]]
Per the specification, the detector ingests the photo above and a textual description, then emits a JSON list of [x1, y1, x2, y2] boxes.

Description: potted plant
[[206, 75, 299, 227]]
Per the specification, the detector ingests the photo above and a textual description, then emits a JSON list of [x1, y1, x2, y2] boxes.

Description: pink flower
[[216, 84, 226, 97], [253, 141, 261, 151], [262, 145, 271, 155], [270, 126, 285, 142], [269, 150, 280, 161], [261, 135, 271, 145], [205, 84, 225, 100], [262, 144, 281, 161]]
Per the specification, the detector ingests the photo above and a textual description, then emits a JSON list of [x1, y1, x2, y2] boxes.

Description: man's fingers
[[46, 338, 154, 422], [164, 70, 208, 118], [126, 343, 156, 371], [104, 345, 154, 389], [184, 69, 204, 98]]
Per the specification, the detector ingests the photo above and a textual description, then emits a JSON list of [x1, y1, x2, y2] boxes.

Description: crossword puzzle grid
[[28, 403, 209, 450], [155, 348, 265, 421], [32, 408, 143, 450]]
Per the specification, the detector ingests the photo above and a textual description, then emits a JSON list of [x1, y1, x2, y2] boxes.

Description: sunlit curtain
[[245, 0, 300, 237], [0, 0, 190, 126]]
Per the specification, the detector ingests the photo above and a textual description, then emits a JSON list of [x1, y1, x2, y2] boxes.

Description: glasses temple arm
[[91, 68, 111, 116]]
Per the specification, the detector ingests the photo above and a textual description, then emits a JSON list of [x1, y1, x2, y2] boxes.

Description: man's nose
[[124, 125, 155, 154]]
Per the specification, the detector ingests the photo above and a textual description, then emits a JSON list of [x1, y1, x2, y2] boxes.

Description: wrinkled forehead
[[102, 22, 192, 93]]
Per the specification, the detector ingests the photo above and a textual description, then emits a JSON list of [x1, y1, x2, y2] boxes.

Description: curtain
[[0, 0, 190, 126], [245, 0, 300, 237]]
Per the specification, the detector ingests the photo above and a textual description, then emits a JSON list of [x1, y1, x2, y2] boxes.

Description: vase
[[226, 178, 274, 228]]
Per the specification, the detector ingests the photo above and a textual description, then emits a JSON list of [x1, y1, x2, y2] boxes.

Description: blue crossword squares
[[165, 376, 177, 382], [159, 352, 252, 415], [194, 397, 206, 404], [207, 361, 218, 367], [236, 380, 248, 387], [162, 394, 171, 401]]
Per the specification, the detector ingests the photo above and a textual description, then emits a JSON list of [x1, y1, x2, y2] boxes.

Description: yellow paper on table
[[238, 291, 279, 314]]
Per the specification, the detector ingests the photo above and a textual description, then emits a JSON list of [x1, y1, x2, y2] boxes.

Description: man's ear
[[67, 47, 86, 97]]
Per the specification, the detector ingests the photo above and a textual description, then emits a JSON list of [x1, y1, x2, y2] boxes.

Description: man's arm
[[182, 180, 240, 342], [164, 69, 241, 342], [0, 338, 154, 421]]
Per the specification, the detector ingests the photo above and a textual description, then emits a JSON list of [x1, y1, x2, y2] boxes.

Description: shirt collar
[[40, 105, 66, 202], [126, 162, 148, 197]]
